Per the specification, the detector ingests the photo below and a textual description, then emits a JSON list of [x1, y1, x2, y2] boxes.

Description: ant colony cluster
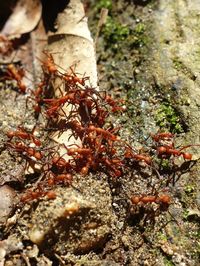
[[3, 51, 195, 213]]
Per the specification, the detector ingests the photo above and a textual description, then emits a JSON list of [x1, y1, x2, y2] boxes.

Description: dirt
[[0, 0, 199, 265]]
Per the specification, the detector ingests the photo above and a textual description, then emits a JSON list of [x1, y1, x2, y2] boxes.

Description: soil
[[0, 1, 199, 266]]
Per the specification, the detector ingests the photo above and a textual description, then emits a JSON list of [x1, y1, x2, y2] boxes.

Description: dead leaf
[[2, 0, 42, 38], [48, 0, 97, 86]]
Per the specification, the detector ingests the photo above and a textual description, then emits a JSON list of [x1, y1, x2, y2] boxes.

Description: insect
[[103, 94, 126, 113], [88, 125, 120, 141], [66, 120, 85, 139], [40, 51, 58, 75], [7, 142, 43, 161], [21, 189, 43, 202], [27, 81, 47, 116], [62, 66, 89, 87], [79, 162, 91, 176], [7, 127, 41, 146], [157, 146, 192, 160], [124, 146, 152, 165], [151, 132, 174, 143], [6, 64, 26, 93], [47, 172, 73, 186], [63, 145, 94, 175], [44, 92, 79, 118], [63, 73, 89, 87], [100, 157, 123, 178], [50, 155, 72, 173], [130, 194, 172, 226], [21, 187, 56, 202], [67, 147, 92, 156], [131, 194, 171, 205], [94, 107, 109, 127]]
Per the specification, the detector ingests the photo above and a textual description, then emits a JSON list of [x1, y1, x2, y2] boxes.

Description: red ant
[[21, 187, 56, 203], [45, 105, 61, 119], [63, 145, 94, 175], [63, 72, 89, 87], [93, 107, 109, 127], [6, 64, 26, 93], [131, 194, 171, 206], [27, 81, 47, 115], [55, 173, 73, 184], [7, 142, 43, 161], [103, 94, 126, 113], [7, 127, 41, 146], [50, 155, 72, 173], [100, 157, 123, 178], [124, 146, 152, 165], [88, 125, 120, 141], [61, 66, 89, 87], [157, 146, 193, 160], [21, 187, 44, 202], [151, 132, 174, 142], [46, 119, 85, 139], [21, 189, 42, 202], [47, 172, 73, 186], [130, 194, 171, 225], [40, 51, 58, 75], [67, 147, 92, 156], [66, 120, 85, 139], [44, 96, 66, 109], [44, 89, 97, 110], [45, 190, 57, 199], [79, 163, 91, 176], [44, 92, 79, 118]]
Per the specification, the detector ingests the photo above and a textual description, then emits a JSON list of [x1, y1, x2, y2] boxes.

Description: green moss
[[101, 16, 148, 53], [184, 185, 195, 194], [157, 232, 168, 241], [159, 158, 171, 171], [135, 23, 146, 34], [190, 229, 200, 239], [173, 58, 183, 70], [155, 102, 183, 133], [183, 209, 190, 220], [102, 16, 130, 44], [131, 23, 148, 47], [163, 257, 175, 266], [95, 0, 112, 12]]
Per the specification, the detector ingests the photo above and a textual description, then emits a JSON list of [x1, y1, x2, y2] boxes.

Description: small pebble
[[0, 185, 16, 224]]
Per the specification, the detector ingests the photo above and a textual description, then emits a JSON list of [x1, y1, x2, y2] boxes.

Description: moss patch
[[155, 101, 184, 133]]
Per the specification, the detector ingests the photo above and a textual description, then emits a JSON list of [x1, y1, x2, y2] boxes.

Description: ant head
[[7, 131, 15, 138], [131, 196, 140, 204], [159, 194, 171, 205]]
